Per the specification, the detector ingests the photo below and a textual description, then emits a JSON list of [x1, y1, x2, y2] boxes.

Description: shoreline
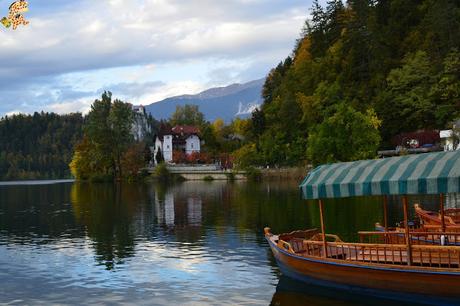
[[0, 179, 75, 186]]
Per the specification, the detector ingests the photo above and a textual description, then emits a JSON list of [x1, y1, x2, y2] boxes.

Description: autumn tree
[[121, 142, 146, 181], [70, 91, 135, 180]]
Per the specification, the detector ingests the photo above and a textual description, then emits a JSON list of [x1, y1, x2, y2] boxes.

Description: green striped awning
[[300, 150, 460, 200]]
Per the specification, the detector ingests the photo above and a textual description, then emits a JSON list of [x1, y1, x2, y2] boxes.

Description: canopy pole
[[440, 193, 446, 232], [319, 199, 328, 258], [402, 196, 412, 266], [383, 195, 389, 231]]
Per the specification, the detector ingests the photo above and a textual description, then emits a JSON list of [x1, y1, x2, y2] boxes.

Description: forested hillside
[[0, 113, 84, 180], [246, 0, 460, 166]]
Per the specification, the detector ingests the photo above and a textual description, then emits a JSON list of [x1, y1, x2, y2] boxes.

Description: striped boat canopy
[[300, 150, 460, 200]]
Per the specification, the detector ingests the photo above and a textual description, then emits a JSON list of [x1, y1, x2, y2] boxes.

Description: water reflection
[[0, 180, 453, 304], [153, 183, 203, 228], [0, 183, 84, 242], [270, 276, 421, 306], [70, 183, 139, 269]]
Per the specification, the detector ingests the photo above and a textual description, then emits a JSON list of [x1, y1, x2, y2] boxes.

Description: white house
[[153, 125, 201, 164], [440, 120, 460, 152], [440, 129, 459, 151]]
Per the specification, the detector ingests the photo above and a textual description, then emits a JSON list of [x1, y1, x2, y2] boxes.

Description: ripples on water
[[0, 180, 439, 305]]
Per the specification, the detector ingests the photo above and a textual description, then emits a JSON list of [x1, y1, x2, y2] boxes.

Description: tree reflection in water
[[71, 183, 140, 270], [69, 180, 390, 270]]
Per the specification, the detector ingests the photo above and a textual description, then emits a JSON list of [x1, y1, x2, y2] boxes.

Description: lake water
[[0, 180, 445, 305]]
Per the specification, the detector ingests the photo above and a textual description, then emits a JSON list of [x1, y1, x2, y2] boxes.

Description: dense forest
[[0, 112, 84, 180], [234, 0, 460, 167]]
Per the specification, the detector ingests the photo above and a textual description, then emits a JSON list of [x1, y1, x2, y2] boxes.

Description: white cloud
[[4, 110, 24, 117], [44, 99, 92, 115], [138, 80, 206, 104], [0, 0, 313, 115]]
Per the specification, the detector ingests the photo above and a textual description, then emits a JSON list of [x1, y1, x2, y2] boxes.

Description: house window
[[167, 145, 170, 149], [191, 143, 194, 149]]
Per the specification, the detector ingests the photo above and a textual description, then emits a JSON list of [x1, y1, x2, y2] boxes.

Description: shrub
[[186, 151, 201, 164], [203, 175, 215, 181], [154, 162, 171, 181], [173, 150, 186, 164]]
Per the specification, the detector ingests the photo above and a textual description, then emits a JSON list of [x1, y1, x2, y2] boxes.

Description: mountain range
[[145, 78, 264, 122]]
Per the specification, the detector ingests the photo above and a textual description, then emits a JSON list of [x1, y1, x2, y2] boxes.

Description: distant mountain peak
[[195, 78, 265, 100], [146, 78, 265, 122]]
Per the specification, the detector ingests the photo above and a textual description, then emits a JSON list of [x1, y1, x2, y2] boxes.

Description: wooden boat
[[414, 203, 460, 229], [370, 202, 460, 245], [265, 227, 460, 299], [372, 223, 460, 246], [445, 208, 460, 223], [267, 150, 460, 300]]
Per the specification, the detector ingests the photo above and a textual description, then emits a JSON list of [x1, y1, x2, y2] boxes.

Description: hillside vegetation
[[0, 112, 84, 180], [240, 0, 460, 166]]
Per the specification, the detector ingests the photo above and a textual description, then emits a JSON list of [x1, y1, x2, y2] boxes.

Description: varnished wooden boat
[[373, 223, 460, 246], [265, 227, 460, 300], [371, 202, 460, 245], [267, 151, 460, 301], [415, 203, 460, 227]]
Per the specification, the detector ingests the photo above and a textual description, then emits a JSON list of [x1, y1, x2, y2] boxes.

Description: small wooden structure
[[266, 150, 460, 300]]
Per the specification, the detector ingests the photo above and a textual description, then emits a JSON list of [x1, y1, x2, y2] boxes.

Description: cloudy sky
[[0, 0, 319, 116]]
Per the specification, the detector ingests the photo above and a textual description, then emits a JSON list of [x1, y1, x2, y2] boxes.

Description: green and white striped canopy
[[300, 150, 460, 200]]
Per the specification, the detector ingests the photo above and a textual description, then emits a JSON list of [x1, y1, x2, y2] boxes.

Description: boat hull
[[267, 236, 460, 300]]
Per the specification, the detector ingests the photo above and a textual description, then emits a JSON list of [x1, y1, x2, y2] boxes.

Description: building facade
[[153, 125, 201, 164]]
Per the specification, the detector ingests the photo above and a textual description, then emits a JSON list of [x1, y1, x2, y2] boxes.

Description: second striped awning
[[299, 150, 460, 200]]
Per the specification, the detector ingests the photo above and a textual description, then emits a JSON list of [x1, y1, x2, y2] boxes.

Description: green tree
[[170, 104, 205, 126], [155, 150, 164, 164], [109, 100, 134, 178], [70, 92, 136, 180], [431, 48, 460, 125], [84, 91, 114, 175], [376, 51, 436, 140], [307, 104, 381, 165], [250, 109, 265, 139]]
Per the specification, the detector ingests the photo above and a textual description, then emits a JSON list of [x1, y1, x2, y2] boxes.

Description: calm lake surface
[[0, 180, 447, 305]]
